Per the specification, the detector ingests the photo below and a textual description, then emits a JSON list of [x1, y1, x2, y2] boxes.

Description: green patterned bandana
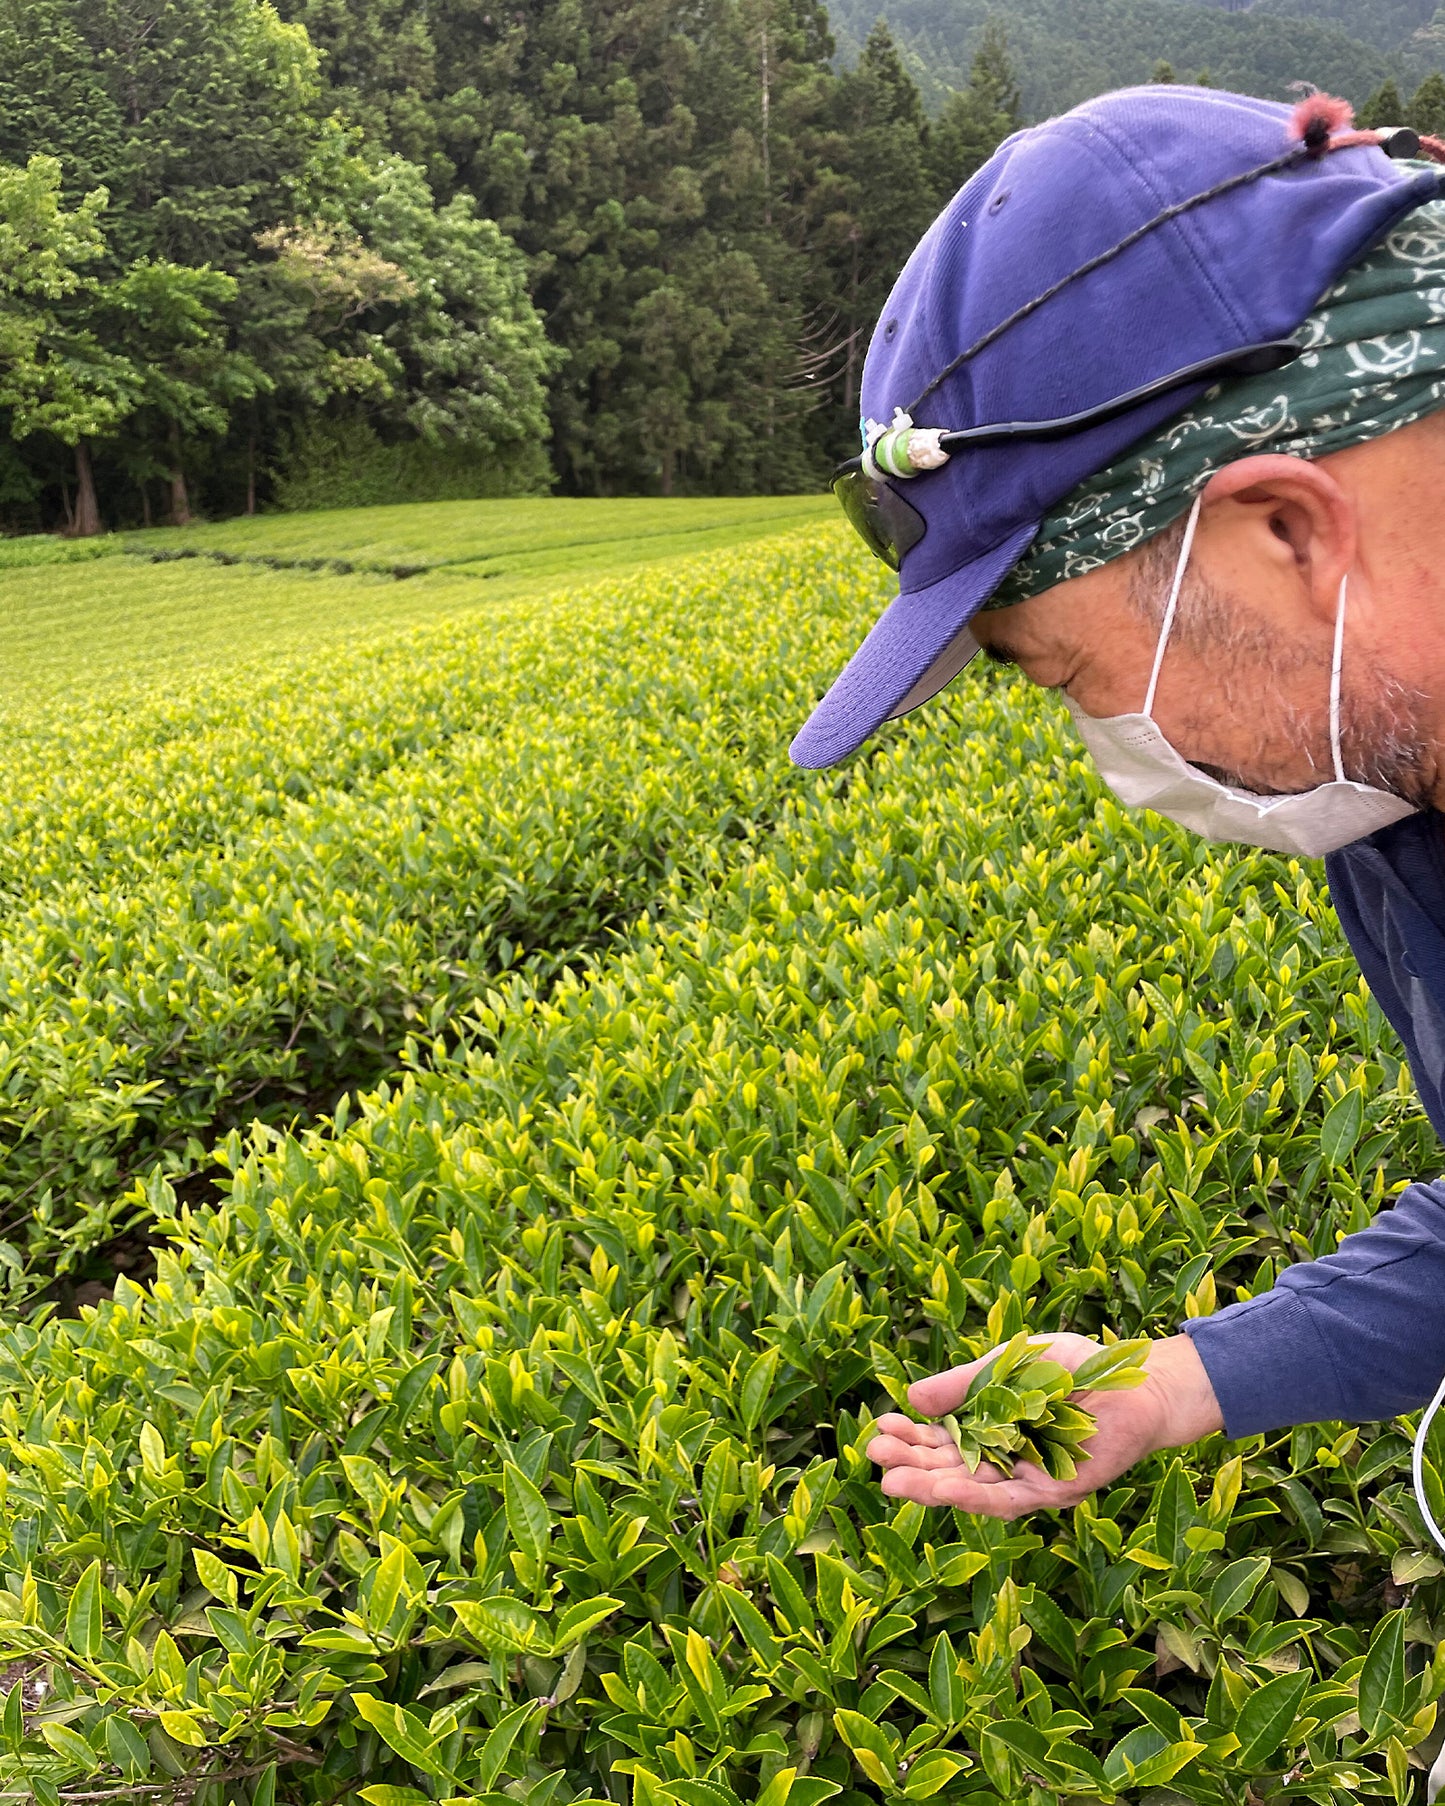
[[985, 185, 1445, 609]]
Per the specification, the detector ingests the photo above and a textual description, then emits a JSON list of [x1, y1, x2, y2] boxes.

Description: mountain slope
[[1188, 0, 1435, 56], [829, 0, 1394, 115]]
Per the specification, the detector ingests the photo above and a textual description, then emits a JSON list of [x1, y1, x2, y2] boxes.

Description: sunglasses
[[830, 338, 1302, 570]]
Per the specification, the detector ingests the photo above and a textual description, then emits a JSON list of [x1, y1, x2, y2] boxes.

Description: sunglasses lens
[[831, 467, 927, 571]]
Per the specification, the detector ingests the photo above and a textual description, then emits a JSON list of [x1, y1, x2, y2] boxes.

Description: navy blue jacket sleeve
[[1181, 817, 1445, 1435], [1182, 1180, 1445, 1434]]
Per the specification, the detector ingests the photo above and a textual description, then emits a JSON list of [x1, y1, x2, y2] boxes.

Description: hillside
[[829, 0, 1409, 114], [1194, 0, 1436, 55]]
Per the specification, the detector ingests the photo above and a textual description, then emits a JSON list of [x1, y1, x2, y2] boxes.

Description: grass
[[0, 495, 832, 705]]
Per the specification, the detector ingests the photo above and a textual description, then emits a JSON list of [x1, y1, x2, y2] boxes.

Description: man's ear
[[1198, 454, 1355, 626]]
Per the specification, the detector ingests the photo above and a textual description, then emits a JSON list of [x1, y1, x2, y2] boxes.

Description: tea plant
[[0, 495, 831, 701], [0, 532, 1437, 1806], [0, 528, 883, 1294]]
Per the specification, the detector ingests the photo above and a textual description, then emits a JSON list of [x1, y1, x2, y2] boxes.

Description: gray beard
[[1338, 666, 1434, 808], [1129, 546, 1434, 807]]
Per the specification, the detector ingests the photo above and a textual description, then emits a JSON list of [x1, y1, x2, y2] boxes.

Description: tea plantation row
[[0, 497, 831, 703], [0, 533, 880, 1295], [1, 524, 1440, 1805]]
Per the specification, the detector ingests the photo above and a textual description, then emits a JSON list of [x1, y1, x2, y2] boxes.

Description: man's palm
[[866, 1332, 1209, 1518]]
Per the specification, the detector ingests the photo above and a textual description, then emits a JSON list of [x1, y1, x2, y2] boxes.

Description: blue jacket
[[1184, 811, 1445, 1433]]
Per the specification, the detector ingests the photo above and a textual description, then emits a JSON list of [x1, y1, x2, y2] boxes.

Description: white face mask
[[1066, 494, 1418, 858]]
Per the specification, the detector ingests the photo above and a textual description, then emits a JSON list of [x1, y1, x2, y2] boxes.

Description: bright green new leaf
[[367, 1544, 409, 1632], [65, 1558, 103, 1660], [138, 1420, 166, 1475], [901, 1750, 972, 1798], [833, 1708, 897, 1789], [1069, 1338, 1150, 1390], [41, 1723, 96, 1766], [352, 1695, 445, 1777], [552, 1595, 623, 1650], [193, 1549, 238, 1607], [452, 1596, 545, 1654], [1103, 1723, 1205, 1788], [157, 1711, 208, 1749]]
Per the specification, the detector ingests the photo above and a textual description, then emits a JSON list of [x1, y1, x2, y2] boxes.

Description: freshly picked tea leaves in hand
[[939, 1333, 1151, 1481]]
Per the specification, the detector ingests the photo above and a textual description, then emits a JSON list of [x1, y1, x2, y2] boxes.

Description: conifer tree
[[1357, 77, 1407, 127], [968, 21, 1023, 129], [1410, 71, 1445, 138], [929, 26, 1023, 198], [1, 0, 324, 272], [824, 25, 939, 417]]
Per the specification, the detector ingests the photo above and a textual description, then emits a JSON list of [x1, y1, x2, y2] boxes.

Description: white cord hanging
[[1404, 1377, 1445, 1803], [1412, 1369, 1445, 1559]]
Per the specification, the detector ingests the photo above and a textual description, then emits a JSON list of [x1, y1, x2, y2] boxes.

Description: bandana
[[984, 185, 1445, 609]]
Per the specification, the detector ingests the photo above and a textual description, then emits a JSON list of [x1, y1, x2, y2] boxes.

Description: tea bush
[[0, 496, 831, 702], [0, 530, 884, 1291], [1, 572, 1442, 1806]]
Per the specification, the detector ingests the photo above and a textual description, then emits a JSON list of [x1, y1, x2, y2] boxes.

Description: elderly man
[[788, 84, 1445, 1525]]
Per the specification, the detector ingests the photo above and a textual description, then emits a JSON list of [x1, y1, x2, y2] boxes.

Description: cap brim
[[789, 520, 1038, 768]]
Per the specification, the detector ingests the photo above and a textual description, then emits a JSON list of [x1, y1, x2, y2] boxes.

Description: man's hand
[[866, 1332, 1223, 1518]]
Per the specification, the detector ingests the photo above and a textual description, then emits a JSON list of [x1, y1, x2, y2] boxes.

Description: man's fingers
[[867, 1431, 960, 1472], [871, 1413, 954, 1448]]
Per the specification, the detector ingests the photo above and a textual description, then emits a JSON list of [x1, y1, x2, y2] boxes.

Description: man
[[787, 83, 1445, 1523]]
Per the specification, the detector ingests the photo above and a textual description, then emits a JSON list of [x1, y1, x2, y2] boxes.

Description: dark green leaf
[[1358, 1608, 1408, 1740], [1232, 1669, 1312, 1769], [1320, 1088, 1364, 1166]]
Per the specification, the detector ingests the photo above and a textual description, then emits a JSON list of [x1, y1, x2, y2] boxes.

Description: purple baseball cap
[[789, 85, 1445, 769]]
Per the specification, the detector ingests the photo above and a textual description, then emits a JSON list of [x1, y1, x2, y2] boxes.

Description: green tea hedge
[[0, 596, 1441, 1806], [0, 534, 885, 1290]]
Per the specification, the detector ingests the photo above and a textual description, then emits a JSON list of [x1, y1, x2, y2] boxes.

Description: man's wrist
[[1146, 1333, 1226, 1449]]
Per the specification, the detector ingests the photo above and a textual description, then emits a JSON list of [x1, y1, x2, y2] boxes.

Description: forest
[[5, 0, 1445, 531], [0, 0, 1018, 529]]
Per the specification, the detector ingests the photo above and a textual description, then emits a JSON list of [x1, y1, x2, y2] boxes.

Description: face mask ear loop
[[1142, 493, 1203, 720], [1329, 573, 1348, 784]]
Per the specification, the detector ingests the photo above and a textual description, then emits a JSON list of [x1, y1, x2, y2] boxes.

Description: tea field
[[0, 495, 832, 703], [0, 501, 1442, 1806]]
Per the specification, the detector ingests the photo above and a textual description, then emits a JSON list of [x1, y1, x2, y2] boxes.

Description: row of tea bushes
[[0, 532, 887, 1287], [0, 529, 857, 915], [0, 641, 1438, 1804]]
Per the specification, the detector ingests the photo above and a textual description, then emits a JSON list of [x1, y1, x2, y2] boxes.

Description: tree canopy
[[9, 0, 1441, 527]]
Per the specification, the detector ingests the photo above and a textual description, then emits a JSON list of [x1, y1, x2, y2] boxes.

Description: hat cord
[[906, 100, 1445, 418]]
